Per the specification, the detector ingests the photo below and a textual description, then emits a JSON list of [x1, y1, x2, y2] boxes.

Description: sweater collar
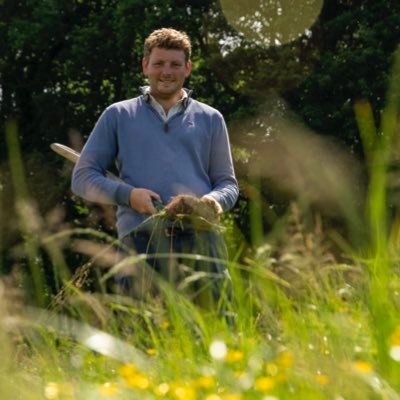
[[140, 86, 192, 108]]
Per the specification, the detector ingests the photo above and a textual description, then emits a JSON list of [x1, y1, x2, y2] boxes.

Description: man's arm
[[205, 113, 239, 212], [71, 106, 159, 215], [71, 107, 133, 206]]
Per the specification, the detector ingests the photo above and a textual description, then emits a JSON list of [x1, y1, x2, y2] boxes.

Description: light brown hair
[[143, 28, 192, 62]]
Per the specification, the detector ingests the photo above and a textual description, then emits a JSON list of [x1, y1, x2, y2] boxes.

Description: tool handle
[[50, 142, 120, 181]]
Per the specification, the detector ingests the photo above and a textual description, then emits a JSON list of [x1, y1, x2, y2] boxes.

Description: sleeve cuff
[[115, 182, 134, 206]]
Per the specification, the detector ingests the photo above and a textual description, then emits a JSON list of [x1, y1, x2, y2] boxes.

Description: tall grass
[[2, 49, 400, 399]]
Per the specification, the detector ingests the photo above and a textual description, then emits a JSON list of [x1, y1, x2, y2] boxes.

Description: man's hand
[[164, 194, 222, 225], [129, 188, 161, 214], [201, 195, 223, 215]]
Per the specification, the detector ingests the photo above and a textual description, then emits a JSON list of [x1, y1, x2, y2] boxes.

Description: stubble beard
[[155, 80, 183, 100]]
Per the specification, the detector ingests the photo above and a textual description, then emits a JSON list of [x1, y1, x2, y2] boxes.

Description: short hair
[[144, 28, 192, 62]]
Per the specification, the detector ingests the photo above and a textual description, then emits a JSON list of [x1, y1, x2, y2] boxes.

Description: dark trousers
[[116, 227, 232, 310]]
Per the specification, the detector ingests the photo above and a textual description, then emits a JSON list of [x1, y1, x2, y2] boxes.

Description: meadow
[[2, 50, 400, 400]]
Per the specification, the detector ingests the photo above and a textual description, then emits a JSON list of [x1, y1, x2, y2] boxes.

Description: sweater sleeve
[[71, 106, 133, 206], [206, 113, 239, 211]]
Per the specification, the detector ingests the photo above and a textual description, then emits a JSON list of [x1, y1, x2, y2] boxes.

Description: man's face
[[142, 47, 192, 100]]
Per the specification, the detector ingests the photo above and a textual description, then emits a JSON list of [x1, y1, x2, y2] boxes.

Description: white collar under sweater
[[143, 87, 188, 122]]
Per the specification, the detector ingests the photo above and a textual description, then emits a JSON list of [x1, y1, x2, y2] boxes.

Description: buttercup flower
[[146, 348, 157, 356], [172, 384, 196, 400], [160, 321, 170, 330], [225, 350, 244, 363], [352, 361, 373, 373], [205, 394, 222, 400], [276, 351, 293, 368], [99, 382, 119, 396], [119, 363, 137, 378], [222, 394, 242, 400], [254, 376, 275, 392], [389, 326, 400, 346], [315, 374, 329, 385], [125, 373, 150, 389], [195, 375, 215, 388]]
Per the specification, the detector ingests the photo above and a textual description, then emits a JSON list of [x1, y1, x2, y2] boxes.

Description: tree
[[288, 0, 400, 154]]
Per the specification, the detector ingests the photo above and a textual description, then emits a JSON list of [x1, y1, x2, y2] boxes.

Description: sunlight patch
[[220, 0, 323, 47]]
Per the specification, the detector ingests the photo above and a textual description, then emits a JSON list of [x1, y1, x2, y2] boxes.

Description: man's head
[[142, 28, 192, 102], [143, 28, 192, 63]]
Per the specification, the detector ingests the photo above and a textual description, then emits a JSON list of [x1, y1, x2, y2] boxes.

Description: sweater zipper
[[163, 108, 187, 133], [148, 103, 186, 133]]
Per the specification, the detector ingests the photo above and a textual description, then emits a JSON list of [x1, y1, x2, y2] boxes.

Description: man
[[71, 28, 239, 306]]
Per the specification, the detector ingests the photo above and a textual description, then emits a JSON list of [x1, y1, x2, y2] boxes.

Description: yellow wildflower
[[119, 363, 150, 389], [195, 375, 215, 388], [99, 382, 119, 396], [276, 351, 293, 368], [389, 326, 400, 345], [222, 394, 242, 400], [352, 361, 374, 373], [154, 383, 170, 396], [119, 363, 137, 378], [315, 374, 329, 385], [225, 350, 244, 363], [205, 395, 222, 400], [146, 348, 157, 356], [125, 372, 150, 390], [254, 376, 275, 392], [160, 320, 170, 330], [172, 384, 196, 400]]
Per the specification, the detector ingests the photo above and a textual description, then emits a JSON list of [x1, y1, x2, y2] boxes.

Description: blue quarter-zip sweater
[[71, 89, 239, 238]]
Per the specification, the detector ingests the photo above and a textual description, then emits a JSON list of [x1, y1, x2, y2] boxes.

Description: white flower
[[389, 345, 400, 362], [209, 340, 227, 360]]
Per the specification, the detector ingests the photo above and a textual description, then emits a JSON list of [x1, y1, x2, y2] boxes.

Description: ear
[[185, 60, 192, 77], [142, 57, 149, 75]]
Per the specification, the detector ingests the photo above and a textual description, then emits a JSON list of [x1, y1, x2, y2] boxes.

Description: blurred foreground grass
[[1, 202, 395, 400], [2, 49, 400, 400], [2, 195, 400, 400]]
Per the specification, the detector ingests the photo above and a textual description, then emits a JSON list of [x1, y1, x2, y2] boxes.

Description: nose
[[160, 63, 173, 75]]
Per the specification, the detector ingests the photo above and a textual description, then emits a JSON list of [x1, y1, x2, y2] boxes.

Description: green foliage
[[288, 0, 400, 153]]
